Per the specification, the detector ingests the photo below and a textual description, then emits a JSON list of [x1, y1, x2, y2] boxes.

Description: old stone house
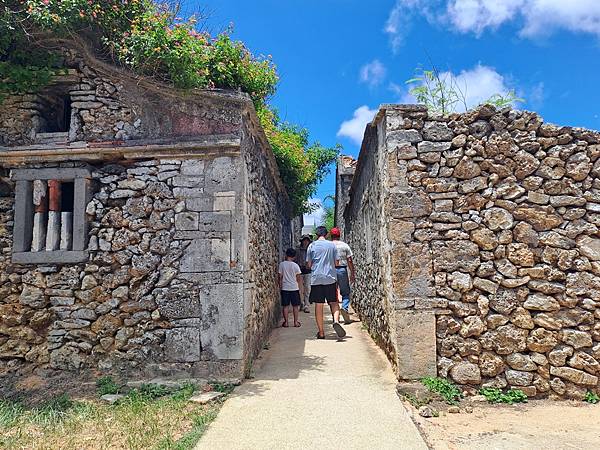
[[340, 104, 600, 399], [0, 42, 294, 388]]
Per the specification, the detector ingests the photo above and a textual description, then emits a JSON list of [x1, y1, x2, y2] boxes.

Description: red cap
[[330, 227, 341, 237]]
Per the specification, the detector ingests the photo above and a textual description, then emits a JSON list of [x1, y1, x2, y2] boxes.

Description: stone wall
[[240, 111, 293, 374], [0, 155, 250, 383], [0, 42, 292, 390], [344, 121, 397, 359], [0, 44, 242, 147], [344, 104, 600, 399], [334, 155, 356, 235]]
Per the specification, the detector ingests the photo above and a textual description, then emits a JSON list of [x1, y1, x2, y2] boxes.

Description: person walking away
[[279, 248, 304, 328], [306, 226, 346, 339], [330, 227, 355, 324], [295, 234, 313, 313]]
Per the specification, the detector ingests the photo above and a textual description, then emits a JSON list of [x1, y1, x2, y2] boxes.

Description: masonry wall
[[346, 104, 600, 399], [0, 44, 243, 147], [240, 112, 292, 375], [0, 43, 292, 391], [344, 120, 397, 360]]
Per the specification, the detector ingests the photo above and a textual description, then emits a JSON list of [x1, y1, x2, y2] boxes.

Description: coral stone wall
[[344, 121, 398, 360], [240, 112, 293, 374], [347, 104, 600, 399], [0, 46, 242, 147], [0, 155, 253, 387]]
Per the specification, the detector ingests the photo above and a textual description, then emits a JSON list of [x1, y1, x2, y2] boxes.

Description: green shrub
[[96, 376, 120, 396], [420, 377, 462, 405], [479, 387, 528, 404], [585, 391, 600, 404]]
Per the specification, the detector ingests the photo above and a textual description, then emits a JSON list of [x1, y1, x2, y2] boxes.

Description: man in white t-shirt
[[278, 248, 304, 328], [330, 227, 355, 324]]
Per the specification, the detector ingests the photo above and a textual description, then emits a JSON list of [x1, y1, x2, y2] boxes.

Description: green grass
[[0, 383, 226, 450], [420, 377, 463, 405], [96, 376, 120, 396], [479, 388, 528, 404], [585, 391, 600, 404]]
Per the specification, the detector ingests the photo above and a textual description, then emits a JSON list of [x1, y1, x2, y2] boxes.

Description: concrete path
[[197, 310, 428, 450]]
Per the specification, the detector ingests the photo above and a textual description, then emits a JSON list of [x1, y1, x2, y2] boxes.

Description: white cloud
[[529, 81, 545, 109], [398, 64, 515, 112], [446, 0, 600, 38], [303, 199, 325, 227], [359, 60, 387, 87], [384, 0, 434, 52], [385, 0, 600, 44], [337, 106, 377, 145]]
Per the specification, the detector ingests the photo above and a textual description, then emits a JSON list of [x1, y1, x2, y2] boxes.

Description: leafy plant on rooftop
[[406, 64, 523, 116], [420, 377, 462, 405], [1, 0, 338, 214]]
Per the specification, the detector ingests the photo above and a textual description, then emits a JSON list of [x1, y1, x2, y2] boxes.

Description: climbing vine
[[1, 0, 338, 214]]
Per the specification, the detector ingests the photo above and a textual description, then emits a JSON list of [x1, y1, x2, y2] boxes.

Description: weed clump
[[420, 377, 463, 405], [479, 388, 528, 404], [96, 376, 120, 396], [584, 391, 599, 404]]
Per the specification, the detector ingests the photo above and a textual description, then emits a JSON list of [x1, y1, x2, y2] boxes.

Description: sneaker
[[303, 307, 310, 313], [332, 322, 346, 338], [316, 332, 325, 340], [340, 308, 351, 324]]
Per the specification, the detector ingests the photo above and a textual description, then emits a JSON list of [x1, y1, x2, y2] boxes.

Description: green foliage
[[30, 394, 76, 426], [585, 391, 600, 404], [1, 0, 277, 108], [96, 376, 120, 396], [479, 387, 528, 404], [323, 204, 335, 230], [406, 66, 524, 115], [258, 107, 339, 214], [420, 377, 462, 405], [0, 399, 24, 428]]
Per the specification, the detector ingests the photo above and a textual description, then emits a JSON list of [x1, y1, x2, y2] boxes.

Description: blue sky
[[196, 0, 600, 224]]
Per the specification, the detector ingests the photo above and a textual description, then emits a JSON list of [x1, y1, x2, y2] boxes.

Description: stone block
[[392, 243, 434, 298], [198, 212, 231, 232], [200, 283, 244, 360], [175, 212, 199, 231], [396, 311, 437, 379], [388, 190, 432, 218], [205, 157, 243, 192], [181, 160, 205, 176], [156, 287, 201, 319], [165, 328, 201, 362], [179, 238, 231, 272]]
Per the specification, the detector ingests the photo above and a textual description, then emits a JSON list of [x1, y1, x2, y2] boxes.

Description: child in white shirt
[[278, 248, 304, 327]]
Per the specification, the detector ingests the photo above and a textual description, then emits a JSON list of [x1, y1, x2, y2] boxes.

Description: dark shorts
[[309, 282, 338, 304], [281, 290, 301, 307]]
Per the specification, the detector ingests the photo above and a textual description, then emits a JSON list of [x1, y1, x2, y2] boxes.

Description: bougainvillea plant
[[0, 0, 338, 214]]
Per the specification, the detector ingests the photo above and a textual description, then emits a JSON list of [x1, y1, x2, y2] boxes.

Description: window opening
[[30, 179, 75, 252], [39, 94, 71, 133]]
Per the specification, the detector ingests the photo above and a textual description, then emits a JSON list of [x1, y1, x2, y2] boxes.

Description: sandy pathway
[[196, 310, 427, 449]]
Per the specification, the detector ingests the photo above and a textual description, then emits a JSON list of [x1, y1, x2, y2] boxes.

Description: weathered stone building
[[341, 104, 600, 399], [0, 43, 293, 389]]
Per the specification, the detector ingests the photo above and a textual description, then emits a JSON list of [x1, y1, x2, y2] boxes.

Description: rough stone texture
[[0, 44, 293, 391], [342, 104, 600, 398]]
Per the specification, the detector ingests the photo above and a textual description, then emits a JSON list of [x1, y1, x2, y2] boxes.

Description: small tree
[[406, 66, 523, 115]]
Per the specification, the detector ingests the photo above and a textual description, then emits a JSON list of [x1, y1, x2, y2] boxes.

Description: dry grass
[[0, 383, 226, 450]]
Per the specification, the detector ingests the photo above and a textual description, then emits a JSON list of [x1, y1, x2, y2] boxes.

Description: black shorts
[[281, 290, 301, 307], [309, 283, 338, 304]]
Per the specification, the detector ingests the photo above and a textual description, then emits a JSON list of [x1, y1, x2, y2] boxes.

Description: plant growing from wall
[[406, 65, 523, 115], [1, 0, 338, 214]]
